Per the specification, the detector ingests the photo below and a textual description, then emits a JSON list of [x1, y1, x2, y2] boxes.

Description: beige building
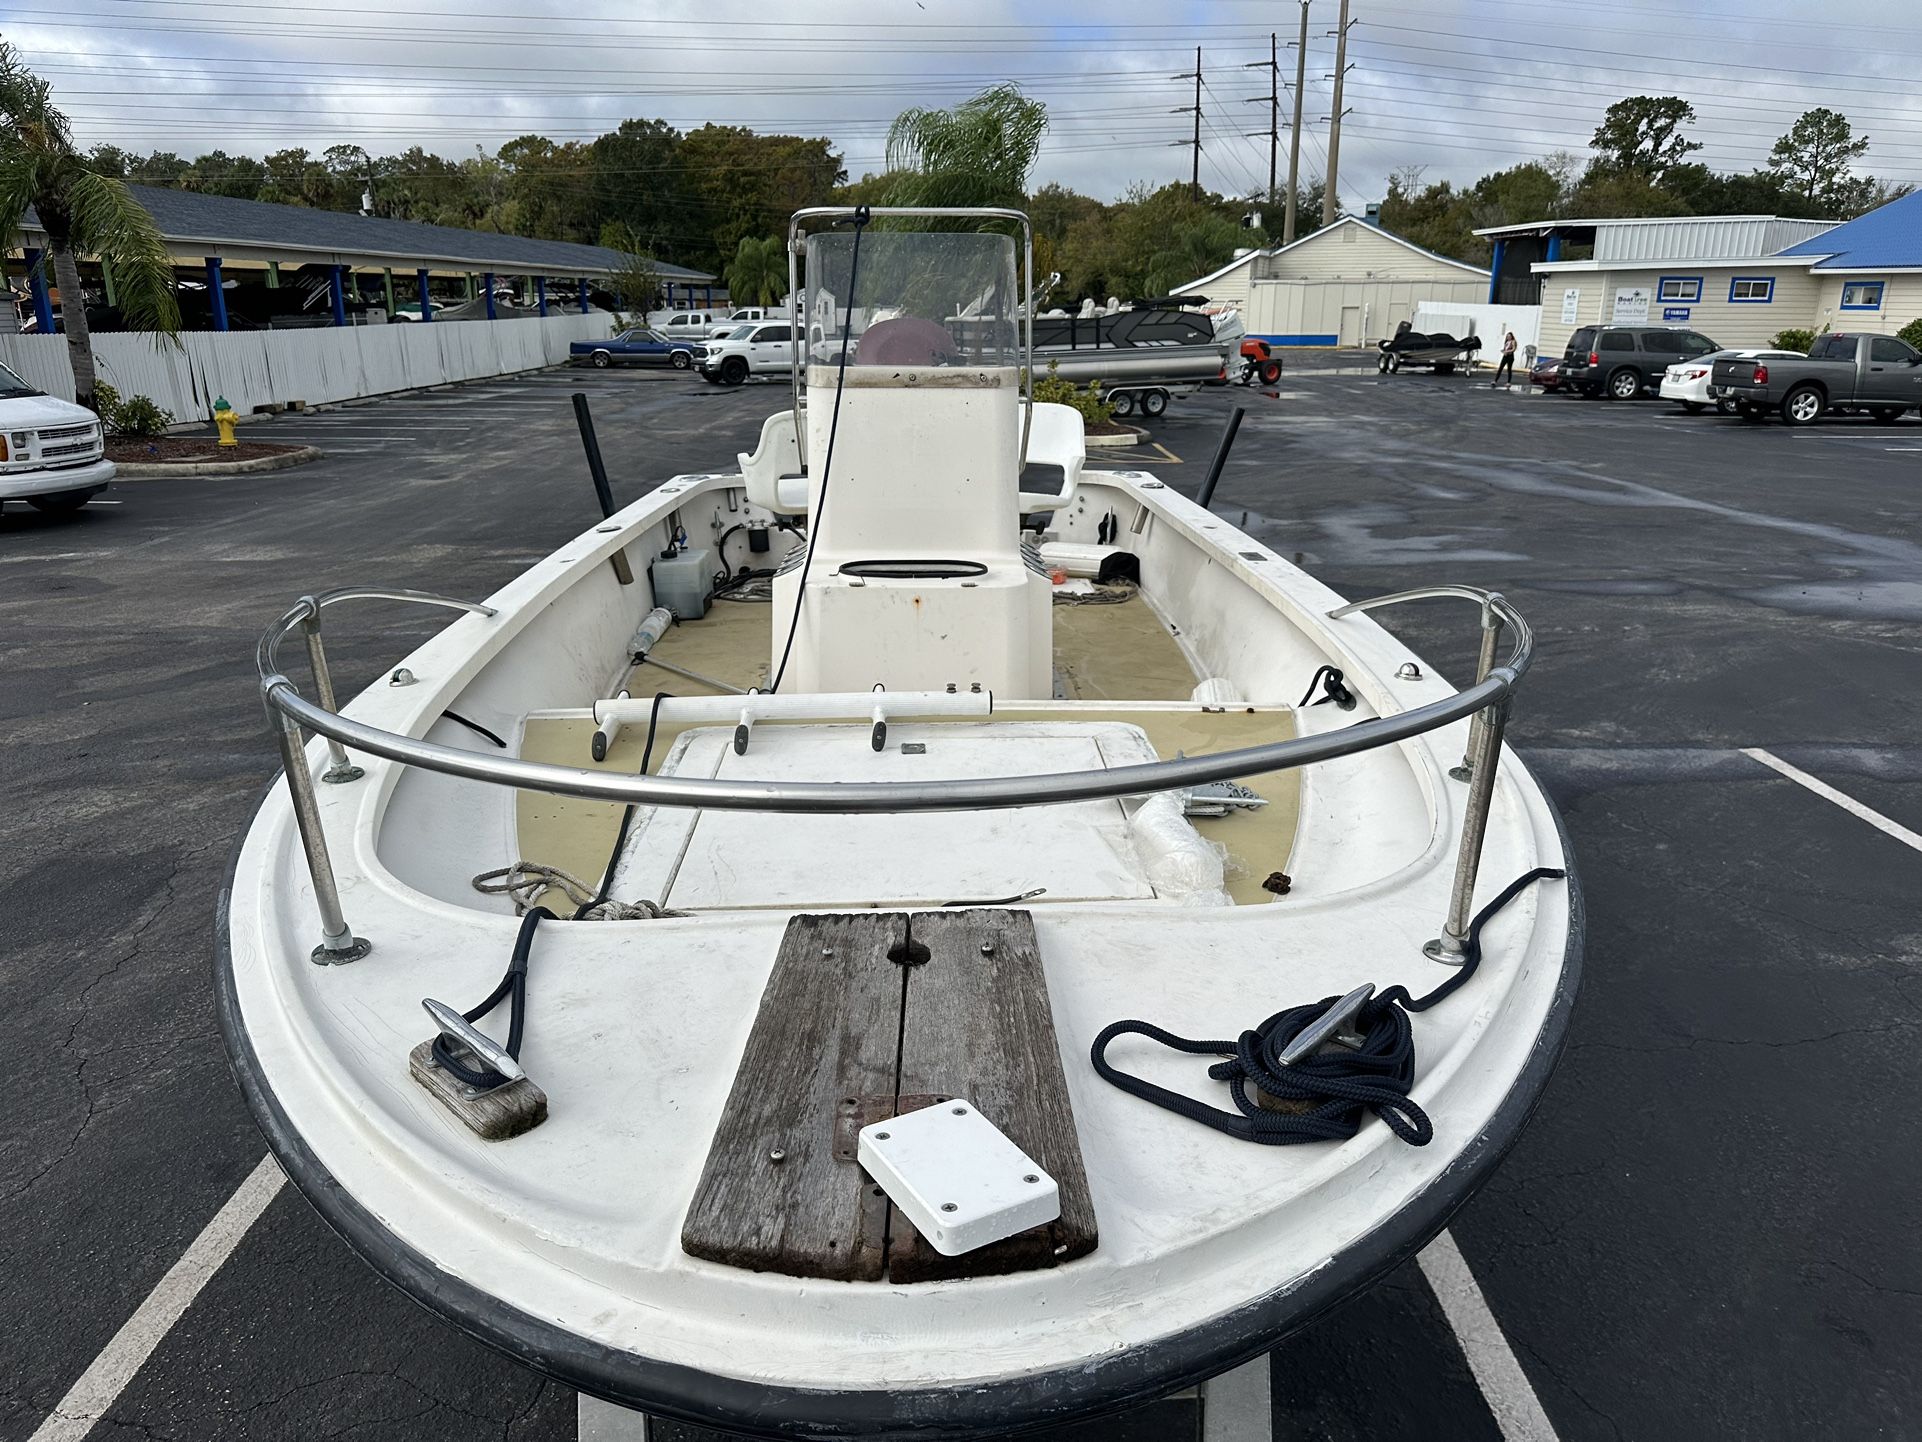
[[1174, 215, 1487, 347], [1481, 196, 1922, 358]]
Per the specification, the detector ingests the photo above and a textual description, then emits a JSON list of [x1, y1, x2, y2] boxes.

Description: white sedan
[[1660, 349, 1805, 414]]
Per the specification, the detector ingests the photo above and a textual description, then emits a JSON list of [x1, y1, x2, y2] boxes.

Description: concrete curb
[[1085, 424, 1149, 448], [114, 446, 324, 479]]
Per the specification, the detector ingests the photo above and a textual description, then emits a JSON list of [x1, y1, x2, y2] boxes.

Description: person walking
[[1492, 328, 1517, 387]]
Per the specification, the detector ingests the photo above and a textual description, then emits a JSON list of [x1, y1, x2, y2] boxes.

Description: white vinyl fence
[[0, 311, 615, 423]]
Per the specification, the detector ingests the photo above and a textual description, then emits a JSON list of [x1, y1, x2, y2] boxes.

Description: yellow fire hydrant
[[213, 396, 239, 447]]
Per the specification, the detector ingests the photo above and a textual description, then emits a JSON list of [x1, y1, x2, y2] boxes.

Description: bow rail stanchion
[[270, 695, 371, 964], [1449, 592, 1506, 783], [258, 589, 500, 964], [299, 599, 364, 785], [1324, 585, 1532, 963], [1427, 689, 1511, 962]]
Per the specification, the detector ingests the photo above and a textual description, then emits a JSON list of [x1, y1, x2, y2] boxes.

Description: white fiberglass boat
[[219, 207, 1579, 1438]]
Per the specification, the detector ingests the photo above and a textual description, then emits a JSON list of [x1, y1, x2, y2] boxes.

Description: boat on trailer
[[1377, 318, 1484, 374], [219, 206, 1579, 1438]]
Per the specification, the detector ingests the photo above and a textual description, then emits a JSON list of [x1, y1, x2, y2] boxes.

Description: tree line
[[80, 123, 847, 279], [10, 27, 1914, 412], [86, 91, 1903, 307], [1377, 98, 1909, 269]]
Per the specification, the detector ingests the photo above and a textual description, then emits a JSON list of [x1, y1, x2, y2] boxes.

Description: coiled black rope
[[1299, 664, 1356, 710], [431, 905, 553, 1089], [1090, 868, 1565, 1147]]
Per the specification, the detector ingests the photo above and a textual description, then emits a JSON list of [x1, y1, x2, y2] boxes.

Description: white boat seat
[[1018, 402, 1086, 514], [739, 410, 808, 514]]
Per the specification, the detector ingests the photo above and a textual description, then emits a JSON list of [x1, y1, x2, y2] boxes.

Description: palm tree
[[0, 43, 180, 408], [885, 84, 1048, 209], [1142, 212, 1248, 298], [723, 236, 784, 307]]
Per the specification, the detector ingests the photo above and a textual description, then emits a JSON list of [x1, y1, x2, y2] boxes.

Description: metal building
[[5, 185, 718, 334], [1174, 215, 1488, 348]]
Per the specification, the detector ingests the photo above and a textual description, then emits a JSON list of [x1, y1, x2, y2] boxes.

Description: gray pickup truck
[[1712, 332, 1922, 425]]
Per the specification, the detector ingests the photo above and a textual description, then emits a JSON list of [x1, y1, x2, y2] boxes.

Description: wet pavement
[[2, 365, 1916, 1441]]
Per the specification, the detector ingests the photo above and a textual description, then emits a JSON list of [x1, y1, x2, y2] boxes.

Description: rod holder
[[1195, 405, 1246, 512], [571, 392, 634, 585], [272, 703, 371, 965]]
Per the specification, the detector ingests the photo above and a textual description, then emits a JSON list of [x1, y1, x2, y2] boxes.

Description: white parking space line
[[1886, 447, 1922, 452], [1741, 748, 1922, 853], [1200, 1355, 1272, 1441], [1420, 1230, 1562, 1442], [29, 1153, 284, 1442]]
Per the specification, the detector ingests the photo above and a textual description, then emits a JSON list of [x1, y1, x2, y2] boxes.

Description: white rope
[[472, 862, 689, 921], [1051, 581, 1138, 606]]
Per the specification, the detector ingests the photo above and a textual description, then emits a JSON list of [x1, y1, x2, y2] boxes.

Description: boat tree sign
[[1560, 288, 1581, 324], [1612, 287, 1651, 323]]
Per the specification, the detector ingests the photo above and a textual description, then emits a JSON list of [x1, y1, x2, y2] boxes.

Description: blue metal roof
[[1774, 190, 1922, 270]]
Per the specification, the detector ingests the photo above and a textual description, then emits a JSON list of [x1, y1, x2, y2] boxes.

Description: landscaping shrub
[[89, 382, 175, 437], [113, 395, 174, 438], [1031, 360, 1113, 428], [1771, 328, 1815, 354], [1898, 317, 1922, 353]]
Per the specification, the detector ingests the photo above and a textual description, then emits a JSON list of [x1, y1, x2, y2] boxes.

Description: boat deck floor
[[513, 593, 1301, 908]]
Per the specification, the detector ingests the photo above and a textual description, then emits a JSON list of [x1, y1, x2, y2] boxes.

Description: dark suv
[[1563, 325, 1721, 400]]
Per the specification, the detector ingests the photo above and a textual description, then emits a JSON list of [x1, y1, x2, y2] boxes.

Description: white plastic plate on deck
[[858, 1100, 1060, 1257]]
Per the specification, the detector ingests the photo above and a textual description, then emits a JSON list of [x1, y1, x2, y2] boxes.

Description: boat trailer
[[1377, 320, 1483, 375]]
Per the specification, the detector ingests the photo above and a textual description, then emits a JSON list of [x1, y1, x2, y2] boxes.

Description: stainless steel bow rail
[[257, 585, 1533, 965]]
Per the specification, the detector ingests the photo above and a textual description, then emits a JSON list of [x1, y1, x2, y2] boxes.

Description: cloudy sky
[[8, 0, 1921, 203]]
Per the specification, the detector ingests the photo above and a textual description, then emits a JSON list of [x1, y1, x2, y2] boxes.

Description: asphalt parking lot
[[2, 362, 1917, 1442]]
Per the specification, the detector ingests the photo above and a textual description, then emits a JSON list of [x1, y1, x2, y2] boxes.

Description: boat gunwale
[[212, 764, 1584, 1439], [252, 471, 1534, 817]]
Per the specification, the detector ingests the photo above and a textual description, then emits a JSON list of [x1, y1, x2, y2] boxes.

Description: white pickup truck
[[0, 361, 114, 514], [695, 321, 795, 385]]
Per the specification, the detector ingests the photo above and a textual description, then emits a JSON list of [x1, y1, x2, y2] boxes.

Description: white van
[[0, 361, 114, 514]]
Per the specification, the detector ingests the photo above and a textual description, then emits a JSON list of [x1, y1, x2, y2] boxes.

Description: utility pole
[[1323, 0, 1355, 227], [1285, 1, 1310, 244], [1172, 48, 1204, 198], [1243, 34, 1280, 206]]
